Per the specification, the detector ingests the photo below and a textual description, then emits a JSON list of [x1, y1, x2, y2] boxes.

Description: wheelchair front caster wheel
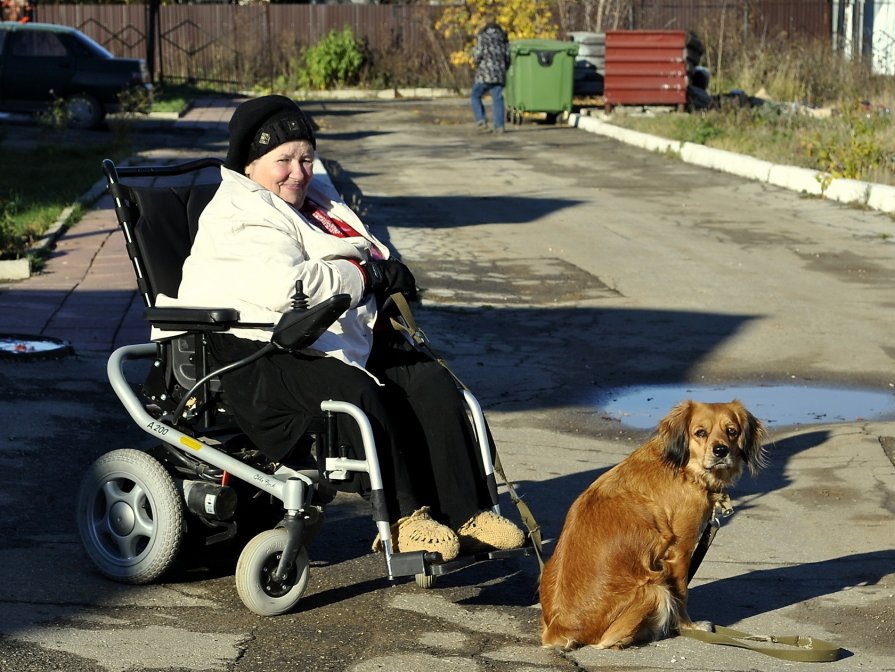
[[236, 528, 310, 616], [415, 573, 436, 589], [77, 448, 184, 584]]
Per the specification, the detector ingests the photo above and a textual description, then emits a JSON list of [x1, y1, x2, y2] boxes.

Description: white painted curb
[[680, 142, 773, 183], [569, 112, 895, 214], [0, 258, 30, 281], [571, 114, 680, 154], [867, 183, 895, 212]]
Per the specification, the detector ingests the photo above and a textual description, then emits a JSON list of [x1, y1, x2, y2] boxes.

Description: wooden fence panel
[[37, 4, 149, 60], [35, 4, 446, 88], [35, 2, 831, 89]]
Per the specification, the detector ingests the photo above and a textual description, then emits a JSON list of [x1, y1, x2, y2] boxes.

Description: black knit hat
[[224, 95, 317, 171]]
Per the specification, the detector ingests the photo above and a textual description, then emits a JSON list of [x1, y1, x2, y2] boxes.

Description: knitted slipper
[[456, 510, 525, 554], [371, 507, 460, 561]]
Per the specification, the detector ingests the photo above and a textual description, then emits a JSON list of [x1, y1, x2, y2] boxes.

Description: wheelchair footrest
[[389, 550, 434, 577], [428, 544, 536, 577], [388, 543, 537, 579]]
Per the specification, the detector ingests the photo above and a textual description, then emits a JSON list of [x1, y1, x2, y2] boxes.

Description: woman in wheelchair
[[165, 95, 524, 562]]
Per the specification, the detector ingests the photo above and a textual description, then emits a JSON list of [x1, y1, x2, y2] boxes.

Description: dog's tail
[[639, 584, 678, 641]]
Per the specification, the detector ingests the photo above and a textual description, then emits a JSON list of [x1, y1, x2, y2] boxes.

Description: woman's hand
[[362, 259, 416, 299]]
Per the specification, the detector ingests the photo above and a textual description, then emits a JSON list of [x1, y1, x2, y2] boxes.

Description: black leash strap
[[388, 294, 545, 572]]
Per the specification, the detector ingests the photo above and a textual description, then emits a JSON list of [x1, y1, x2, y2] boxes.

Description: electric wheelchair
[[77, 157, 535, 616]]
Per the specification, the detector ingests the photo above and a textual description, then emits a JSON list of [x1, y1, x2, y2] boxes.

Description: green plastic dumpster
[[506, 39, 579, 124]]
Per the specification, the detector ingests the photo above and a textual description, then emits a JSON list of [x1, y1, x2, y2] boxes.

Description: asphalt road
[[0, 97, 893, 672]]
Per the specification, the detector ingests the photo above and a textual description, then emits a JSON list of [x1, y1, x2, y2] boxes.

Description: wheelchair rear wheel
[[77, 448, 184, 584], [235, 528, 310, 616]]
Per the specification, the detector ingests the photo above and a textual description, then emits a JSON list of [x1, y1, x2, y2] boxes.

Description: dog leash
[[683, 497, 843, 662], [679, 626, 843, 662], [388, 293, 546, 573], [688, 494, 733, 583]]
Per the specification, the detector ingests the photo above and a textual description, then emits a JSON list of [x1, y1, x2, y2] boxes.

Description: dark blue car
[[0, 21, 151, 129]]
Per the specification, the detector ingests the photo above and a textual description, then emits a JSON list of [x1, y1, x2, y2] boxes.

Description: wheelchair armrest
[[272, 294, 352, 350], [144, 306, 241, 332]]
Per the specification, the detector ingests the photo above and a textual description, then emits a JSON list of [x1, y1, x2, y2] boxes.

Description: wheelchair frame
[[78, 157, 531, 616]]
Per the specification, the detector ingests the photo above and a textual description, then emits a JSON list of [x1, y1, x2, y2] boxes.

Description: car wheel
[[66, 93, 105, 129]]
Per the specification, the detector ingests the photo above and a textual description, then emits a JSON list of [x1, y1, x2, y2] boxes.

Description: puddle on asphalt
[[595, 383, 895, 429], [0, 334, 73, 359]]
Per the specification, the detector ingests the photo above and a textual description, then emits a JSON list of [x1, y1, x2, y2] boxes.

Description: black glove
[[362, 259, 416, 298]]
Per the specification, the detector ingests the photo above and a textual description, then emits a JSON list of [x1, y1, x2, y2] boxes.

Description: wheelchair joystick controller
[[271, 282, 351, 351], [291, 280, 309, 311]]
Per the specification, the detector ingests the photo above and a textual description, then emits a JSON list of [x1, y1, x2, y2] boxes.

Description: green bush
[[801, 100, 892, 180], [0, 188, 47, 260], [36, 95, 70, 130], [117, 85, 152, 116], [297, 27, 365, 90]]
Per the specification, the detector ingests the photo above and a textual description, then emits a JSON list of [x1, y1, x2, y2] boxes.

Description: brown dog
[[539, 399, 767, 650]]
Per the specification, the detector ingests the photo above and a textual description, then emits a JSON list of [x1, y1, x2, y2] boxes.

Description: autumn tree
[[435, 0, 558, 69]]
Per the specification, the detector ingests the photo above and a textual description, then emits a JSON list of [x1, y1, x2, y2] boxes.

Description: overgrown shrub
[[297, 27, 365, 91], [801, 100, 894, 180], [36, 95, 70, 130], [117, 86, 152, 116], [0, 193, 35, 260], [358, 33, 456, 90]]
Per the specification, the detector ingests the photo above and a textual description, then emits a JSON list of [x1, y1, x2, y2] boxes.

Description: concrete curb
[[290, 87, 458, 101], [0, 173, 119, 282], [569, 112, 895, 215]]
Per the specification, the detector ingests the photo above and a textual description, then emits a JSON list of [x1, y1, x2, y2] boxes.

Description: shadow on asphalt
[[689, 549, 892, 625], [326, 161, 586, 256], [513, 431, 841, 554]]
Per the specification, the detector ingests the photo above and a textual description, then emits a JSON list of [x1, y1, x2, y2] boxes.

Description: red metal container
[[604, 30, 687, 109]]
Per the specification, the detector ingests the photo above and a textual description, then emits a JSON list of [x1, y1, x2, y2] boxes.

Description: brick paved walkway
[[0, 98, 238, 354]]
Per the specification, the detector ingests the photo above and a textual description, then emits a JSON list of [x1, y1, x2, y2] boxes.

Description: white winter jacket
[[156, 164, 388, 369]]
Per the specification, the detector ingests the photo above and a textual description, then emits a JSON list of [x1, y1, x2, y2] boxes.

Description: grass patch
[[604, 30, 895, 187], [0, 81, 231, 262], [609, 101, 895, 186], [150, 81, 233, 115], [0, 140, 133, 261]]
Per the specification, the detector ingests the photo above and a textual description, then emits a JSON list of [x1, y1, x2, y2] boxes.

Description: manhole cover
[[0, 334, 74, 359]]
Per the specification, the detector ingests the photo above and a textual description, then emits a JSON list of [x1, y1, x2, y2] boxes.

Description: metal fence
[[35, 2, 836, 89]]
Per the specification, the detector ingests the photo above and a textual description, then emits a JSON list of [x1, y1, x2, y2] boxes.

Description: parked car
[[0, 21, 151, 129]]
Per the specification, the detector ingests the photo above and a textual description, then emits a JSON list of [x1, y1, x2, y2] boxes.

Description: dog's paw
[[680, 620, 714, 633]]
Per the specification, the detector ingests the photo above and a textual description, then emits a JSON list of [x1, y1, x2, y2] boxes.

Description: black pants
[[208, 332, 492, 528]]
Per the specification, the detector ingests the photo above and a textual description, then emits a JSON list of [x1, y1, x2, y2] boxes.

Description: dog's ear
[[657, 400, 692, 469], [732, 399, 768, 475]]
